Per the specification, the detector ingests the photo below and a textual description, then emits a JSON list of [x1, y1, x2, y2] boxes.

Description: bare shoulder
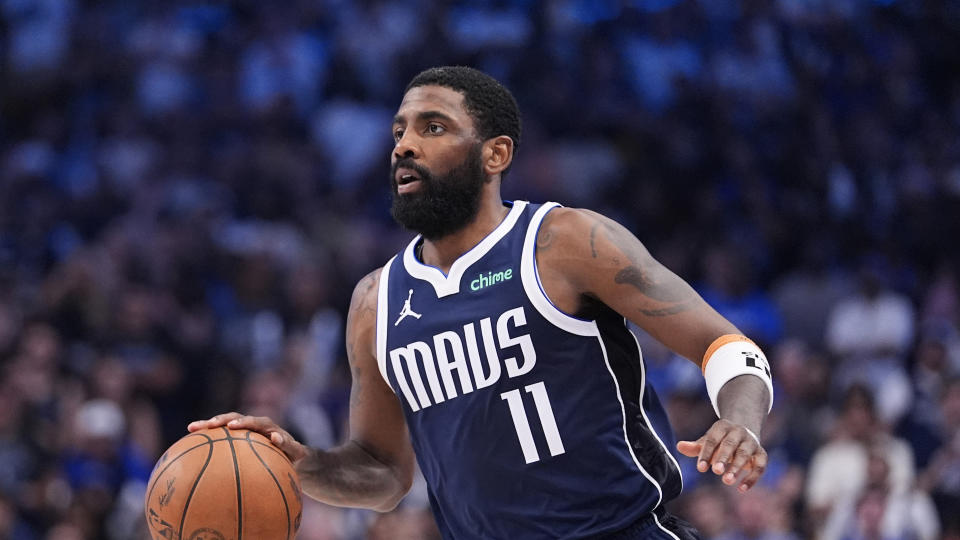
[[536, 206, 642, 265], [348, 267, 383, 315], [534, 207, 623, 313], [537, 207, 597, 255], [537, 206, 593, 243], [346, 267, 383, 358], [535, 205, 668, 300]]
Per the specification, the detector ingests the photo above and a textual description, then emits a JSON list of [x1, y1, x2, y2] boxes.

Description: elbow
[[372, 466, 413, 512], [371, 495, 404, 513], [372, 470, 413, 513]]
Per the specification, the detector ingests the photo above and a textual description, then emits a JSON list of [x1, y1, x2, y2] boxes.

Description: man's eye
[[427, 124, 445, 135], [393, 128, 404, 141]]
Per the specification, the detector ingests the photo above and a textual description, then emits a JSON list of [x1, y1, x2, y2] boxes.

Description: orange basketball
[[144, 427, 303, 540]]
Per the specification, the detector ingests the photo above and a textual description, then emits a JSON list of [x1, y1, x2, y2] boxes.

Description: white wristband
[[702, 335, 773, 418]]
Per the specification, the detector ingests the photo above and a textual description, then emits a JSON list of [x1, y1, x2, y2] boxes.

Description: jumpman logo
[[394, 289, 422, 326]]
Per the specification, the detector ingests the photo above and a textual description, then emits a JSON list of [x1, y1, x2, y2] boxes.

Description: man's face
[[389, 85, 487, 240], [843, 398, 875, 440]]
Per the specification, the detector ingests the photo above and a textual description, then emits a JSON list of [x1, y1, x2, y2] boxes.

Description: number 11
[[500, 381, 565, 464]]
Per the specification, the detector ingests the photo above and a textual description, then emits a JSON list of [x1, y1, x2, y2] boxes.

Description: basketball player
[[190, 67, 773, 539]]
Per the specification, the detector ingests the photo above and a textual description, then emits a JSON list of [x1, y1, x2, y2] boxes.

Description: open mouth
[[395, 167, 423, 193]]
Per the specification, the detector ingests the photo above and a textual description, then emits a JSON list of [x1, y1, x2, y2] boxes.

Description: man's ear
[[482, 136, 515, 176]]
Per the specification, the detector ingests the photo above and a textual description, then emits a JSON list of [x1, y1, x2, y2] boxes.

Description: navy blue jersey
[[375, 201, 684, 539]]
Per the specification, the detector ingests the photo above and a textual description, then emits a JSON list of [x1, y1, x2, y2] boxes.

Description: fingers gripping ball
[[145, 427, 303, 540]]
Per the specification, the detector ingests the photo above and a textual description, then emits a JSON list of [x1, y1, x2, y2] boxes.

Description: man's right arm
[[188, 268, 415, 512]]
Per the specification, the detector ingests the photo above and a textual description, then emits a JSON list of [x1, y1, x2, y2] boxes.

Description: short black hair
[[406, 66, 521, 156]]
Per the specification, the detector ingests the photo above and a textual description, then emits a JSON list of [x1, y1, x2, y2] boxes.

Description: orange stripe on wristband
[[701, 334, 756, 374]]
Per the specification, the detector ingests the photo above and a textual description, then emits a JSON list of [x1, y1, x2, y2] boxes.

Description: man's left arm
[[535, 207, 772, 492]]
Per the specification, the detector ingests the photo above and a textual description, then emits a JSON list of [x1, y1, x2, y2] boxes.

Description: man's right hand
[[188, 412, 309, 464]]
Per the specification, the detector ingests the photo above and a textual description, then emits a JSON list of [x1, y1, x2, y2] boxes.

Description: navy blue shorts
[[598, 509, 701, 540]]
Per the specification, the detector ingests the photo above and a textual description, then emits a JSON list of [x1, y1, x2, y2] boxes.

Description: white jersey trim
[[520, 202, 597, 337], [652, 513, 682, 540], [594, 330, 666, 508], [627, 324, 684, 492], [596, 331, 682, 540], [376, 255, 397, 390], [403, 201, 528, 298]]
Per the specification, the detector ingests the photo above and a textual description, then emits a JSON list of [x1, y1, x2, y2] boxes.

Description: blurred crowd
[[1, 0, 959, 539]]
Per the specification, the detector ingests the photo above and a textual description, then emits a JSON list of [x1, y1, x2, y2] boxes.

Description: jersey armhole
[[520, 203, 598, 337], [375, 255, 397, 391]]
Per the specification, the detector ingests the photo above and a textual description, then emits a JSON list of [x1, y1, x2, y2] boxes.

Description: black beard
[[390, 144, 486, 241]]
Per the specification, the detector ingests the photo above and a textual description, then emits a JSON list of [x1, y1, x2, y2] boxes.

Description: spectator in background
[[821, 445, 939, 540], [766, 340, 832, 465], [921, 264, 960, 331], [681, 481, 802, 540], [63, 399, 130, 538], [825, 257, 915, 425], [917, 262, 960, 376], [103, 286, 187, 445], [682, 485, 736, 540], [772, 242, 852, 346], [725, 486, 800, 540], [899, 327, 958, 468], [806, 385, 916, 538], [918, 378, 960, 538]]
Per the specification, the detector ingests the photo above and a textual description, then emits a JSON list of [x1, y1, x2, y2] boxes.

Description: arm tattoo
[[589, 222, 600, 258], [537, 229, 554, 251], [614, 265, 692, 304], [349, 361, 364, 408], [358, 273, 378, 316], [590, 215, 700, 317], [636, 299, 699, 317], [537, 210, 565, 252]]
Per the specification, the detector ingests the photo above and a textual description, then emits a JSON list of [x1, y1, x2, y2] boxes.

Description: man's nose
[[393, 133, 420, 160]]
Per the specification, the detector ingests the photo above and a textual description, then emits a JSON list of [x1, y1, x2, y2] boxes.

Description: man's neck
[[419, 193, 510, 274]]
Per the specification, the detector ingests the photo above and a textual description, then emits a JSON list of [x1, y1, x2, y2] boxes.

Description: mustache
[[391, 158, 433, 183]]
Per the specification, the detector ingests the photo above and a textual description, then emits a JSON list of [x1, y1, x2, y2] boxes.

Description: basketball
[[144, 427, 303, 540]]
